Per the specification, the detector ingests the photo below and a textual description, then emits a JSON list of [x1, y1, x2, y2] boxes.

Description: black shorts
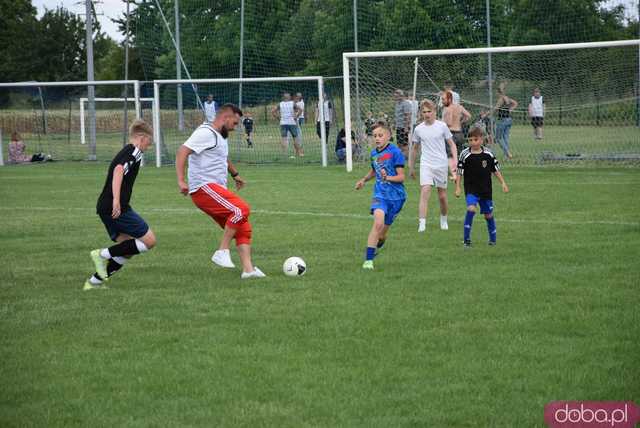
[[531, 116, 544, 128], [451, 131, 466, 155], [99, 208, 149, 242], [316, 121, 330, 139], [396, 128, 409, 146]]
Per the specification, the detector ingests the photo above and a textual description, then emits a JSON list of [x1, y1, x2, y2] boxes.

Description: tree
[[0, 0, 39, 81]]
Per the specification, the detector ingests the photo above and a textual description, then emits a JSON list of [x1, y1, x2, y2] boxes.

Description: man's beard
[[219, 126, 229, 138]]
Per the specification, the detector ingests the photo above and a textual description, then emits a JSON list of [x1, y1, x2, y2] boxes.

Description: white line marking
[[0, 206, 637, 227]]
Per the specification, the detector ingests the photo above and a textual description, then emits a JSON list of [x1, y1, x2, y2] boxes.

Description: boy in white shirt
[[409, 99, 458, 233], [528, 87, 544, 140]]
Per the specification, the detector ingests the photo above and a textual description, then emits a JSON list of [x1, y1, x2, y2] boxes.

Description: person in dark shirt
[[242, 112, 254, 147], [455, 126, 509, 247], [493, 83, 518, 159], [85, 119, 157, 290], [335, 128, 357, 163]]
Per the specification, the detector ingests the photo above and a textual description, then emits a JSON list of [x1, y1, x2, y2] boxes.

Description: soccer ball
[[283, 257, 306, 277]]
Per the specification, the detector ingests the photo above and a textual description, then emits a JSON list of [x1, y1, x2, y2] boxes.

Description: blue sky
[[32, 0, 132, 42]]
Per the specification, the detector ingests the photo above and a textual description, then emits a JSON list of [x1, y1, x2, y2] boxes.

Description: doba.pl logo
[[545, 401, 640, 427]]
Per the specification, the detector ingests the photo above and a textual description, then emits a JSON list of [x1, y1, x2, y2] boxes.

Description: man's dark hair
[[218, 103, 243, 116]]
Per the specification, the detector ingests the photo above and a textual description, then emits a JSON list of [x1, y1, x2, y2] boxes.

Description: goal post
[[152, 76, 327, 168], [0, 80, 141, 163], [343, 39, 640, 171]]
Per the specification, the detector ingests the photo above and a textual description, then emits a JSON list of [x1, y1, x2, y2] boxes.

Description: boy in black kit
[[84, 119, 157, 290], [455, 126, 509, 247], [242, 112, 254, 147]]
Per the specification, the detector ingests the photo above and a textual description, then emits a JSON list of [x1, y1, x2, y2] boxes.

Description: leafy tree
[[0, 0, 39, 81]]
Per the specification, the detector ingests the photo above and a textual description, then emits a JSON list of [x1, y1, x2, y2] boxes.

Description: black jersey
[[243, 117, 254, 133], [96, 144, 144, 214], [457, 147, 499, 199]]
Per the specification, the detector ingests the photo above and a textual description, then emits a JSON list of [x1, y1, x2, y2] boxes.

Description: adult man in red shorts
[[176, 103, 265, 279]]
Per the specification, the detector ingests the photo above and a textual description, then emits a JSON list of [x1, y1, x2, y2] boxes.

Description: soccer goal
[[342, 39, 640, 171], [151, 76, 328, 167], [0, 80, 141, 162], [79, 97, 154, 145]]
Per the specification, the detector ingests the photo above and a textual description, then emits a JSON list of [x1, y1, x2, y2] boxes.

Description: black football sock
[[107, 257, 126, 277], [107, 239, 140, 257]]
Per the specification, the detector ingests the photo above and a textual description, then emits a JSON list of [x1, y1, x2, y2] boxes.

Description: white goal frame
[[153, 76, 327, 168], [342, 39, 640, 172], [79, 97, 153, 145], [0, 80, 141, 162]]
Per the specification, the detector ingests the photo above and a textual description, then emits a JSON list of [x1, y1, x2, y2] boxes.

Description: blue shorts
[[280, 124, 299, 138], [298, 118, 305, 126], [465, 194, 494, 214], [99, 208, 149, 242], [370, 198, 405, 226]]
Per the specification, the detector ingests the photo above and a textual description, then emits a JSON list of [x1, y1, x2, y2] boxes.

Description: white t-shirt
[[183, 123, 228, 193], [279, 101, 297, 125], [412, 120, 453, 169], [530, 96, 544, 117], [204, 100, 216, 122], [295, 100, 305, 119], [317, 100, 332, 123]]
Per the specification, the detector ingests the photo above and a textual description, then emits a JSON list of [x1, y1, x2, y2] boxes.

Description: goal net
[[0, 81, 142, 162], [151, 77, 329, 167], [79, 97, 154, 146], [343, 40, 640, 170]]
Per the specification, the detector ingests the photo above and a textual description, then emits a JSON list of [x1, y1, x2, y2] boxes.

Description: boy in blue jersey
[[455, 127, 509, 247], [355, 122, 406, 269]]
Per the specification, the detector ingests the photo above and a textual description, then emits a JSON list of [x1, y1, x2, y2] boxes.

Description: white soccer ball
[[283, 257, 306, 277]]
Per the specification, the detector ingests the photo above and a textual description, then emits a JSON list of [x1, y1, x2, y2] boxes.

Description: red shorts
[[191, 183, 252, 245]]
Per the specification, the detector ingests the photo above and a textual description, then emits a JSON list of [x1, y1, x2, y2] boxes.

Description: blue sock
[[464, 210, 475, 242], [486, 216, 496, 243], [366, 247, 376, 261]]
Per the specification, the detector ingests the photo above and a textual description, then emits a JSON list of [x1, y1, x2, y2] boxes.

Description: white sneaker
[[440, 217, 449, 230], [241, 267, 266, 279], [211, 249, 235, 268]]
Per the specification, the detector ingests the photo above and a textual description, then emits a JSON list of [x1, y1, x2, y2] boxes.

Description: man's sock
[[366, 247, 376, 261], [486, 216, 497, 243], [107, 239, 148, 258], [464, 210, 476, 242], [419, 218, 426, 228]]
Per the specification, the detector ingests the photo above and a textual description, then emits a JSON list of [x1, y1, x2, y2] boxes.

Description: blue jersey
[[370, 144, 406, 201]]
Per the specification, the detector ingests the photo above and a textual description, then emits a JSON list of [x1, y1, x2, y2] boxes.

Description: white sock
[[113, 256, 128, 265], [419, 218, 426, 227], [100, 248, 111, 259], [135, 239, 149, 253], [441, 215, 447, 223]]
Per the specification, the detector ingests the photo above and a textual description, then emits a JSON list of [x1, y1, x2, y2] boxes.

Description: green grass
[[1, 162, 639, 427], [3, 122, 639, 166]]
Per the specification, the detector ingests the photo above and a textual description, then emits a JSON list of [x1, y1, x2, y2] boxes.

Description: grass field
[[3, 122, 639, 166], [1, 161, 639, 427]]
